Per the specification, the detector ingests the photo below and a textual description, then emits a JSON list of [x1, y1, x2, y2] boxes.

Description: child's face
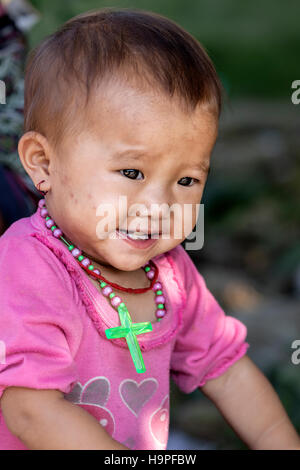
[[46, 80, 218, 272]]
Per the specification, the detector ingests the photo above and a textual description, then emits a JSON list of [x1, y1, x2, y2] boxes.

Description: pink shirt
[[0, 206, 249, 450]]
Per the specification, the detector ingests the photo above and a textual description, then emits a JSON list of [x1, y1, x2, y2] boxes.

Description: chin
[[109, 254, 148, 272], [113, 260, 144, 272]]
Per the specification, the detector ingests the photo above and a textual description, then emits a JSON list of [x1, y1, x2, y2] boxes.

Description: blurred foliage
[[27, 0, 300, 99]]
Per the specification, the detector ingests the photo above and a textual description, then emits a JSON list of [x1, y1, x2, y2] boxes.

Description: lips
[[115, 229, 160, 249], [118, 229, 161, 239]]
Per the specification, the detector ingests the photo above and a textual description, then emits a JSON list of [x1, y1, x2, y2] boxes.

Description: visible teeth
[[118, 229, 159, 240], [127, 232, 149, 240]]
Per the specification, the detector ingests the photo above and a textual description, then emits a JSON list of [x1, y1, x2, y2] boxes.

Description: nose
[[134, 201, 170, 219], [128, 184, 174, 232], [133, 183, 172, 216]]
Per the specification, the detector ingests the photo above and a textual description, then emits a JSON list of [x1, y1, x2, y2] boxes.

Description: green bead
[[78, 255, 84, 261], [157, 318, 162, 322], [51, 225, 57, 231], [156, 290, 162, 295], [109, 292, 116, 299], [88, 265, 94, 271], [46, 216, 50, 221], [144, 266, 151, 272], [68, 245, 74, 251], [157, 303, 164, 309], [100, 282, 107, 288], [119, 302, 126, 307]]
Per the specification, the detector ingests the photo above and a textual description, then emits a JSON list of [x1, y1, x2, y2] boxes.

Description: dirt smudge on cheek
[[69, 192, 78, 204], [61, 173, 70, 186]]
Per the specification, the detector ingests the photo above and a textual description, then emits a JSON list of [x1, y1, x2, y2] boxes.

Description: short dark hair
[[24, 7, 223, 150]]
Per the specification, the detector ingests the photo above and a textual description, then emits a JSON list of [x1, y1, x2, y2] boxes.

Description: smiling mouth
[[117, 229, 161, 240]]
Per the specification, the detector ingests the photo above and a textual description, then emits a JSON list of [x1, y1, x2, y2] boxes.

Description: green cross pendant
[[105, 303, 153, 373]]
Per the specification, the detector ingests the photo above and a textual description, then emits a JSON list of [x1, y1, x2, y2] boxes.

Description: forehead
[[77, 79, 218, 160]]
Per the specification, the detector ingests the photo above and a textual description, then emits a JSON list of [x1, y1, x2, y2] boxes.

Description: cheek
[[169, 202, 198, 238], [93, 193, 126, 238], [52, 172, 79, 207]]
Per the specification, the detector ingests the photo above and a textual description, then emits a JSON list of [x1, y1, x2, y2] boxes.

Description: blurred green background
[[27, 0, 300, 99], [2, 0, 300, 450]]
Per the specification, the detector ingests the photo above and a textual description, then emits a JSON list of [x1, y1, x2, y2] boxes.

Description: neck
[[85, 252, 148, 286]]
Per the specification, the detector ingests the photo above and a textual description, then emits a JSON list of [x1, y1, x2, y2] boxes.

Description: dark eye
[[178, 177, 199, 187], [120, 169, 144, 180]]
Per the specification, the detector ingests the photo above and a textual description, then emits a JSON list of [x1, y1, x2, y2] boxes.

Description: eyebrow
[[111, 149, 211, 174], [110, 150, 148, 161], [190, 161, 211, 175]]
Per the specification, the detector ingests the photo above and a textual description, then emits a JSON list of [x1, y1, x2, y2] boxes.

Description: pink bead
[[38, 199, 45, 208], [155, 295, 165, 304], [40, 208, 48, 218], [93, 269, 101, 275], [53, 228, 62, 238], [71, 248, 81, 257], [152, 282, 162, 291], [46, 219, 54, 228], [146, 270, 155, 279], [156, 309, 166, 318], [102, 286, 113, 297], [81, 258, 90, 267], [111, 296, 122, 307]]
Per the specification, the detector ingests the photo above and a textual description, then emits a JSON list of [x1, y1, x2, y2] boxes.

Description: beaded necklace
[[38, 199, 166, 373]]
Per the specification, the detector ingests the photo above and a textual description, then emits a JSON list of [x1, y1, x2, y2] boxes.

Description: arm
[[0, 386, 128, 450], [200, 355, 300, 450]]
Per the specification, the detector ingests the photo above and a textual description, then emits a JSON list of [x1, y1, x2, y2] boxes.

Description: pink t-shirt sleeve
[[170, 244, 250, 393], [0, 235, 82, 400]]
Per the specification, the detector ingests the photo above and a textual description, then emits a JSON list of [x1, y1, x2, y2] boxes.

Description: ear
[[18, 131, 52, 194]]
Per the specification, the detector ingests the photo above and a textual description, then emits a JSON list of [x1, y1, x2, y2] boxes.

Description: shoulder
[[158, 243, 206, 291], [0, 230, 45, 260], [152, 244, 208, 319], [153, 243, 194, 269], [0, 232, 84, 348], [0, 231, 77, 308], [163, 243, 199, 269], [0, 232, 64, 275]]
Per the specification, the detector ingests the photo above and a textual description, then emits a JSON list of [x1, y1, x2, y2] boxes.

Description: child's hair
[[24, 7, 223, 151]]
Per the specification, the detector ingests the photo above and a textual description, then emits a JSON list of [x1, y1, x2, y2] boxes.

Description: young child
[[0, 8, 299, 451]]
